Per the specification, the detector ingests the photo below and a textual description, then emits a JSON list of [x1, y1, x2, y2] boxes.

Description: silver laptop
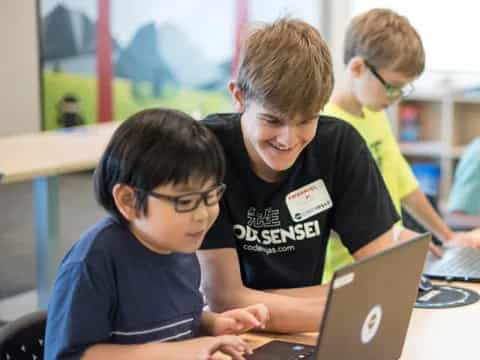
[[423, 246, 480, 281], [246, 234, 431, 360]]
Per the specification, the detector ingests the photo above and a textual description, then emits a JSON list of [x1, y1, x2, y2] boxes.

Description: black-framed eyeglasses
[[364, 60, 414, 100], [138, 183, 226, 213]]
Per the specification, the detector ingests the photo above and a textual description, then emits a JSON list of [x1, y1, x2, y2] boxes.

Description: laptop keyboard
[[426, 247, 480, 278]]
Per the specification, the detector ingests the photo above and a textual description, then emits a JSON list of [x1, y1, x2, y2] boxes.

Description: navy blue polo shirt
[[44, 217, 203, 359]]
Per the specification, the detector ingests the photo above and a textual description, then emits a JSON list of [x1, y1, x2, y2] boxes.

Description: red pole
[[96, 0, 113, 122], [231, 0, 249, 78]]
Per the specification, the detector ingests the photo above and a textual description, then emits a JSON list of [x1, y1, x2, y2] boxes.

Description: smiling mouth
[[269, 142, 295, 152]]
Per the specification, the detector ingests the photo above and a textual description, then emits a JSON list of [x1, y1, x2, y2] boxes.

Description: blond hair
[[236, 18, 333, 117], [344, 8, 425, 77]]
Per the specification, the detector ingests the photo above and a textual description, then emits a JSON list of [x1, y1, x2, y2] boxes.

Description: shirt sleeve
[[332, 129, 399, 254], [448, 140, 480, 214], [44, 257, 115, 360], [200, 198, 236, 249]]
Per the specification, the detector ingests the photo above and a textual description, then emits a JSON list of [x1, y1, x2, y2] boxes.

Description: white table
[[238, 281, 480, 359]]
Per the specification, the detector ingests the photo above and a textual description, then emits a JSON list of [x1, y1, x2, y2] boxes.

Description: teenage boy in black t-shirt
[[198, 19, 399, 333]]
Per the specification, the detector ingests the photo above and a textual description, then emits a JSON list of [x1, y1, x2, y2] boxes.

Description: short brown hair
[[344, 8, 425, 77], [236, 18, 333, 118]]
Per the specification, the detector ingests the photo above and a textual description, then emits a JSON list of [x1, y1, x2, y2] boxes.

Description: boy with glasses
[[45, 108, 268, 360], [323, 8, 480, 282]]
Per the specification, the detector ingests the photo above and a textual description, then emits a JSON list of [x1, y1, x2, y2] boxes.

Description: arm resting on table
[[198, 248, 326, 333]]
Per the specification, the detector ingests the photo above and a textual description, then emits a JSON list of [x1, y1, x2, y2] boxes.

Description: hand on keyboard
[[447, 229, 480, 249]]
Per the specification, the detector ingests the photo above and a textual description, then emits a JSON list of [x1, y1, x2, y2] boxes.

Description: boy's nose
[[276, 125, 297, 147]]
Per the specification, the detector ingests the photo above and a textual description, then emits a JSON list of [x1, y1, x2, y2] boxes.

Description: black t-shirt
[[201, 113, 399, 290]]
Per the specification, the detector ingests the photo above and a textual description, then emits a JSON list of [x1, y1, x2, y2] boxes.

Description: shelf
[[452, 96, 480, 104], [394, 91, 480, 203], [408, 93, 480, 104], [400, 141, 464, 158], [403, 93, 444, 102], [451, 145, 466, 158]]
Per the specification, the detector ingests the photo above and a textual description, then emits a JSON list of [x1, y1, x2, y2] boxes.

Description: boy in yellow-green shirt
[[323, 8, 480, 282]]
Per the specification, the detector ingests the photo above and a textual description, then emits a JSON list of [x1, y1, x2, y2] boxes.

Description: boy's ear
[[112, 184, 138, 221], [349, 57, 367, 78], [228, 81, 245, 112]]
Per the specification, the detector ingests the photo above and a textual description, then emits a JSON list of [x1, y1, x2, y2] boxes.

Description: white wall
[[0, 0, 41, 136], [321, 0, 352, 81]]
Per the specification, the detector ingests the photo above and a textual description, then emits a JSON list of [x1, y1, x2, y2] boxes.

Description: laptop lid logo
[[361, 305, 382, 344]]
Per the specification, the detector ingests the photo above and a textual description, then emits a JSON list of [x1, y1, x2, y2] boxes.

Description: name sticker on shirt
[[285, 179, 333, 222]]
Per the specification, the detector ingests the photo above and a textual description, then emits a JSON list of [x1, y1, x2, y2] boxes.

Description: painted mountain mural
[[39, 2, 232, 130]]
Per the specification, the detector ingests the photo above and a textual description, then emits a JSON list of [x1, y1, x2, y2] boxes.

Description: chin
[[177, 249, 197, 254], [175, 245, 200, 254], [182, 237, 205, 253], [265, 158, 296, 172], [263, 152, 299, 170]]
